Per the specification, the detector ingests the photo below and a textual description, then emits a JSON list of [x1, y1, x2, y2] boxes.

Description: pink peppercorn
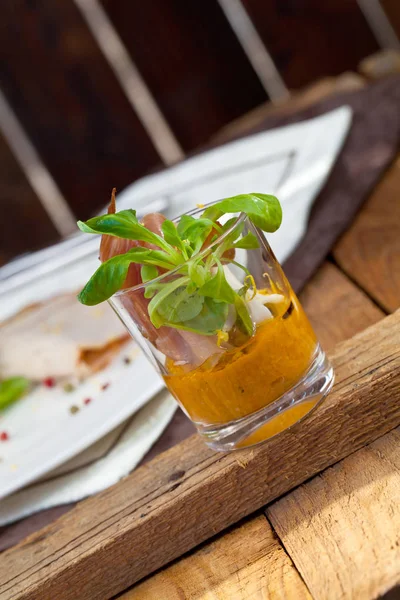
[[0, 431, 9, 442], [43, 377, 56, 388]]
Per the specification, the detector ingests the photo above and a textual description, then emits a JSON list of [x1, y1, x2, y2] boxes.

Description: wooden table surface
[[1, 74, 399, 600], [120, 159, 400, 597]]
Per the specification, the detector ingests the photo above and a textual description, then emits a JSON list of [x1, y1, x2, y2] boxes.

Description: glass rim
[[111, 201, 248, 297]]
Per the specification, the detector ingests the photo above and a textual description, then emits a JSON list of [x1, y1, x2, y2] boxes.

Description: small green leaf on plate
[[0, 377, 30, 411]]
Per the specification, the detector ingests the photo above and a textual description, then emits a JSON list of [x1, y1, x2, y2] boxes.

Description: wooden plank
[[1, 310, 400, 600], [333, 156, 400, 313], [129, 261, 385, 598], [0, 0, 160, 219], [240, 0, 378, 89], [122, 515, 311, 600], [267, 428, 400, 600], [0, 130, 58, 265], [299, 261, 384, 350], [100, 0, 267, 151]]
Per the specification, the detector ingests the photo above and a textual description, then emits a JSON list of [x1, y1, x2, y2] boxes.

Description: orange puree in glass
[[164, 292, 317, 425]]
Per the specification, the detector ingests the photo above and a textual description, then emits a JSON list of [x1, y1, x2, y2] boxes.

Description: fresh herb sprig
[[0, 377, 30, 411], [77, 193, 282, 337]]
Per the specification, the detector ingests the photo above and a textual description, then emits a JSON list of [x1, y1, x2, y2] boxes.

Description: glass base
[[196, 345, 334, 451]]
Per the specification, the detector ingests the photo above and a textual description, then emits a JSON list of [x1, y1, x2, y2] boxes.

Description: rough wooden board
[[132, 261, 384, 598], [333, 156, 400, 313], [1, 310, 399, 600], [267, 428, 400, 600], [299, 261, 384, 350], [122, 515, 311, 600]]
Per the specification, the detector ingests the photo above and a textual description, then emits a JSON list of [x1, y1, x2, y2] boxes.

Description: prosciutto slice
[[100, 192, 221, 367]]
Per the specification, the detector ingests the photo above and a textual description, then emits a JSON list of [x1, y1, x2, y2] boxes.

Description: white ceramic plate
[[118, 106, 352, 264], [0, 106, 351, 498], [0, 343, 164, 499]]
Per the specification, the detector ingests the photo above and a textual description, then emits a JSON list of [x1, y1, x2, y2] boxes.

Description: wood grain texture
[[333, 156, 400, 313], [100, 0, 266, 151], [241, 0, 378, 89], [123, 515, 311, 600], [0, 0, 160, 219], [126, 262, 384, 598], [267, 428, 400, 600], [299, 261, 384, 350], [0, 130, 58, 265], [1, 310, 400, 600]]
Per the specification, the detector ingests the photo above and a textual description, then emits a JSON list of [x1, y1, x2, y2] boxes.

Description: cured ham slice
[[100, 193, 221, 367]]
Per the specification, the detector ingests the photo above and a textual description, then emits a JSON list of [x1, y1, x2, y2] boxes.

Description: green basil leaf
[[215, 221, 244, 259], [234, 293, 255, 337], [143, 281, 166, 299], [148, 277, 190, 327], [156, 286, 204, 325], [78, 248, 177, 305], [126, 248, 179, 269], [78, 255, 131, 305], [188, 259, 206, 287], [177, 216, 215, 254], [173, 298, 228, 335], [77, 210, 138, 236], [0, 377, 30, 411], [183, 239, 194, 258], [233, 232, 259, 249], [161, 220, 184, 252], [78, 210, 178, 257], [189, 222, 215, 253], [176, 214, 196, 238], [186, 280, 197, 294], [203, 193, 282, 233], [200, 261, 236, 304], [221, 217, 238, 232], [141, 264, 158, 283], [201, 205, 224, 223]]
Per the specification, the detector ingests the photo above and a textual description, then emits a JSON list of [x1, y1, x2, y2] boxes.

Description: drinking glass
[[109, 204, 334, 451]]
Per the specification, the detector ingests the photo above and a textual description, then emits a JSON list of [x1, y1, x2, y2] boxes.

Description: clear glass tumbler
[[109, 205, 334, 451]]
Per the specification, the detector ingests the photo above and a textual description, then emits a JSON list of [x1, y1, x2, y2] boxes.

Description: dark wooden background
[[0, 0, 395, 265]]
